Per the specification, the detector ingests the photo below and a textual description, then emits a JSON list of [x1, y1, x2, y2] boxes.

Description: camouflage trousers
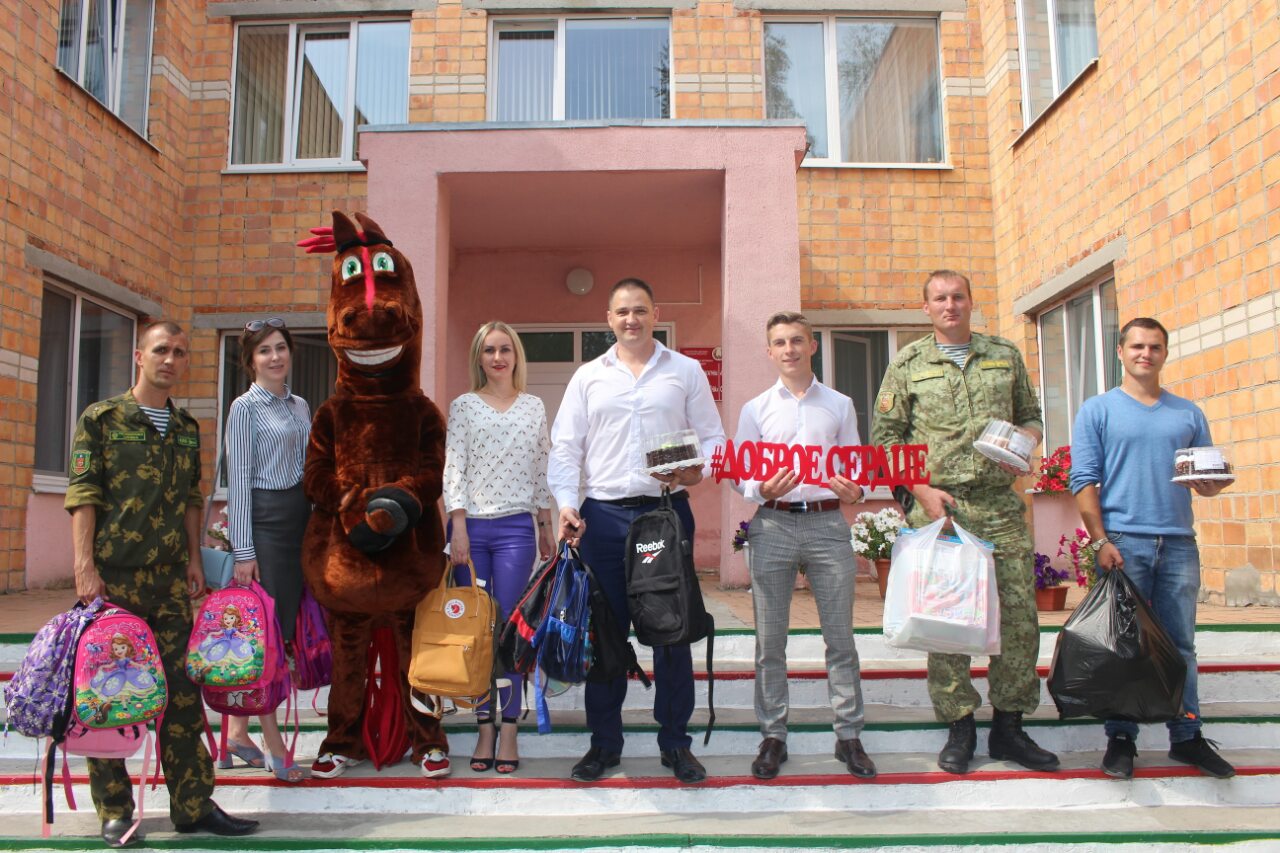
[[907, 485, 1042, 722], [89, 563, 215, 825]]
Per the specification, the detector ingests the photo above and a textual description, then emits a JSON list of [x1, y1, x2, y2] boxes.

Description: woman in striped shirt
[[222, 318, 312, 783], [444, 321, 555, 774]]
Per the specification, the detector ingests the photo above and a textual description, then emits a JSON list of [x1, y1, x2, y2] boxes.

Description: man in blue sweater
[[1069, 317, 1233, 779]]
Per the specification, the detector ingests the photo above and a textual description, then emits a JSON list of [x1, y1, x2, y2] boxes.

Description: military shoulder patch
[[71, 450, 91, 476], [877, 392, 895, 413]]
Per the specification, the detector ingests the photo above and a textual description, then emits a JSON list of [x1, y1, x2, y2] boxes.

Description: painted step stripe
[[0, 830, 1279, 851], [4, 764, 1276, 791]]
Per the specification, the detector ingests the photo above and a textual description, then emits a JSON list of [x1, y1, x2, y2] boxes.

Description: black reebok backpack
[[625, 489, 715, 742]]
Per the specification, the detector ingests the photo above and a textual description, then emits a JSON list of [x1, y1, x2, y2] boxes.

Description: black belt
[[597, 491, 690, 508], [761, 498, 843, 513]]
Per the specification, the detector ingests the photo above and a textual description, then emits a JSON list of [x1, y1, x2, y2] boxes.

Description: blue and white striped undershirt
[[935, 342, 970, 368], [224, 383, 311, 562], [138, 405, 170, 437]]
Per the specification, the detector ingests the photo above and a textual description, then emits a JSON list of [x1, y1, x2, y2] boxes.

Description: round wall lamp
[[565, 268, 594, 296]]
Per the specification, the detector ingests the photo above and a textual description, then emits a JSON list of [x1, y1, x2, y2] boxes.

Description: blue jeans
[[577, 496, 697, 754], [1102, 532, 1202, 744]]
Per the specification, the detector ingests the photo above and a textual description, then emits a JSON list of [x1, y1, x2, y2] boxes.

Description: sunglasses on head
[[245, 318, 286, 332]]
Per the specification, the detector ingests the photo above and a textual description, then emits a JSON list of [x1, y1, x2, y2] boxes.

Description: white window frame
[[1014, 0, 1098, 126], [763, 15, 947, 170], [32, 283, 138, 491], [511, 322, 677, 361], [814, 326, 930, 499], [56, 0, 155, 135], [486, 15, 676, 122], [227, 18, 409, 172], [1034, 272, 1115, 449]]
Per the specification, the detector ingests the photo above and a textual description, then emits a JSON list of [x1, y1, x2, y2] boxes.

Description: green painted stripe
[[0, 829, 1278, 850]]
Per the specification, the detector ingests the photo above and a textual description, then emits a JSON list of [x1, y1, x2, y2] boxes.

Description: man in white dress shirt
[[549, 278, 725, 784], [734, 312, 875, 780]]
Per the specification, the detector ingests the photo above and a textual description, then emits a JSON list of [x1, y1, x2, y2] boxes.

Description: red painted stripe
[[3, 765, 1275, 790]]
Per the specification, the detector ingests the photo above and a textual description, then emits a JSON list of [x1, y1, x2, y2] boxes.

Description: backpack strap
[[118, 727, 152, 847], [702, 615, 715, 745]]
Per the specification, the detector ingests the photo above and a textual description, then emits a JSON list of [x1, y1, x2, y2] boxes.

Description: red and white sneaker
[[420, 749, 451, 778], [311, 753, 363, 779]]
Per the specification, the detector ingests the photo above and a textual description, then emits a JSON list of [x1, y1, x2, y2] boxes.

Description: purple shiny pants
[[449, 513, 537, 718]]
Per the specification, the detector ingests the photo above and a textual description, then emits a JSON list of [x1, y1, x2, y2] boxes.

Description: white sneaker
[[420, 748, 451, 778]]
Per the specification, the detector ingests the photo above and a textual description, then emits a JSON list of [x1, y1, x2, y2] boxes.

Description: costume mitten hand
[[347, 487, 423, 554]]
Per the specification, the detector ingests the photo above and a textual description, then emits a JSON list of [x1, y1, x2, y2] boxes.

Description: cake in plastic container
[[641, 429, 704, 475], [1172, 446, 1235, 483], [973, 419, 1037, 473]]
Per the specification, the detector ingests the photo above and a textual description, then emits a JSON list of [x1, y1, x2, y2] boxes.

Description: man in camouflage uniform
[[66, 321, 258, 848], [870, 270, 1059, 775]]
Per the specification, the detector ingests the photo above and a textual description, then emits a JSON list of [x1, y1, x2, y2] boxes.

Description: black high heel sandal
[[496, 717, 520, 774], [470, 719, 496, 772]]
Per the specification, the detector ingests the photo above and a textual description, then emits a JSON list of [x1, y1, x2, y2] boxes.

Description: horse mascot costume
[[298, 210, 450, 778]]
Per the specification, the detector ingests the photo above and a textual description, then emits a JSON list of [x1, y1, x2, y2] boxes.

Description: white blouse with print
[[443, 392, 553, 518]]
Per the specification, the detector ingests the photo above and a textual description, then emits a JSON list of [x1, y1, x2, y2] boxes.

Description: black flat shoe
[[101, 818, 143, 848], [660, 747, 707, 784], [174, 804, 260, 836], [570, 746, 621, 782]]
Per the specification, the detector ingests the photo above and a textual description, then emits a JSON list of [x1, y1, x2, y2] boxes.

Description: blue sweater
[[1069, 387, 1211, 537]]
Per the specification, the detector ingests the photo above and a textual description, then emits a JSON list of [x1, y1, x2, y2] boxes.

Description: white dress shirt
[[733, 376, 861, 504], [549, 341, 726, 508], [443, 392, 553, 518]]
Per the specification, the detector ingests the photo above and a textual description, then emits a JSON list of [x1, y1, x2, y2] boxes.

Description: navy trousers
[[578, 496, 697, 754]]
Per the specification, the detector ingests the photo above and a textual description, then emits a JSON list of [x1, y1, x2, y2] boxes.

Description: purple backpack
[[3, 599, 103, 739], [293, 586, 332, 692]]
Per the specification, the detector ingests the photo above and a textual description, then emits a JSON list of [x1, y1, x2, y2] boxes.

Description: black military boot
[[988, 709, 1060, 771], [937, 713, 977, 774]]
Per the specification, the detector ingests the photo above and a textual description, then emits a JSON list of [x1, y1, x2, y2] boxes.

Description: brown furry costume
[[300, 211, 447, 768]]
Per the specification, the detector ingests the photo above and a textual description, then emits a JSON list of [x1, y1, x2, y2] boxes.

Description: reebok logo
[[636, 539, 666, 563]]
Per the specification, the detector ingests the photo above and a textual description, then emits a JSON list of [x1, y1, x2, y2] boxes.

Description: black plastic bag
[[1047, 568, 1187, 722]]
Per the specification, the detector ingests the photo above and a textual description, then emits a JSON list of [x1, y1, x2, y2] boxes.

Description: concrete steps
[[0, 623, 1277, 850]]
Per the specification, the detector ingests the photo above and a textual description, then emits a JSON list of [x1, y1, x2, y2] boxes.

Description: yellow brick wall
[[979, 0, 1280, 599]]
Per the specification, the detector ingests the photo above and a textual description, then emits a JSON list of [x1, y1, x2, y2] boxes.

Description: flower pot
[[1030, 491, 1083, 566], [874, 558, 891, 600], [1035, 585, 1069, 612]]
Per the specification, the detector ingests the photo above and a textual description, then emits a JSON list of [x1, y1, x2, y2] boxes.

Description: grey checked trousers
[[748, 507, 866, 741]]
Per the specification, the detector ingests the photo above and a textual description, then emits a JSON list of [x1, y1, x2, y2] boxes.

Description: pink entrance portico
[[360, 123, 807, 586]]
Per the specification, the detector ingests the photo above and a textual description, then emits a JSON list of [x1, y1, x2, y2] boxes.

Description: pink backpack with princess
[[189, 583, 297, 760], [54, 605, 168, 844]]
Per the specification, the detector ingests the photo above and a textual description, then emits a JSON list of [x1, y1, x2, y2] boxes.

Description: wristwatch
[[1093, 535, 1110, 549]]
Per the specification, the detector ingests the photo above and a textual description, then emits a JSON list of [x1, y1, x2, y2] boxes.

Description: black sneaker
[[1101, 735, 1136, 779], [1169, 734, 1235, 778]]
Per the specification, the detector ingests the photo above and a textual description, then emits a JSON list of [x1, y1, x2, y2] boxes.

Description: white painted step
[[13, 806, 1280, 852]]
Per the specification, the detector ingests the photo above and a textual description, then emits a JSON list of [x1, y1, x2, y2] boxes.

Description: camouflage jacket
[[64, 391, 203, 570], [870, 332, 1043, 490]]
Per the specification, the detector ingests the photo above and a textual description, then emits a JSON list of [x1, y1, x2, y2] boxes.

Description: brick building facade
[[2, 0, 1276, 599]]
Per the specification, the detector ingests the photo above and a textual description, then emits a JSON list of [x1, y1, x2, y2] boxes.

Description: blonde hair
[[468, 321, 528, 393]]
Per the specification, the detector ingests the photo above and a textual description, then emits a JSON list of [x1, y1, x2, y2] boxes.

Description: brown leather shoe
[[750, 737, 788, 780], [835, 737, 877, 778]]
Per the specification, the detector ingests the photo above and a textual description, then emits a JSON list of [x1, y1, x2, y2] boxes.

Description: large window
[[1016, 0, 1098, 124], [35, 285, 136, 476], [1036, 276, 1119, 449], [56, 0, 155, 135], [491, 18, 671, 121], [217, 331, 336, 487], [813, 328, 930, 489], [765, 18, 943, 165], [230, 20, 409, 167]]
